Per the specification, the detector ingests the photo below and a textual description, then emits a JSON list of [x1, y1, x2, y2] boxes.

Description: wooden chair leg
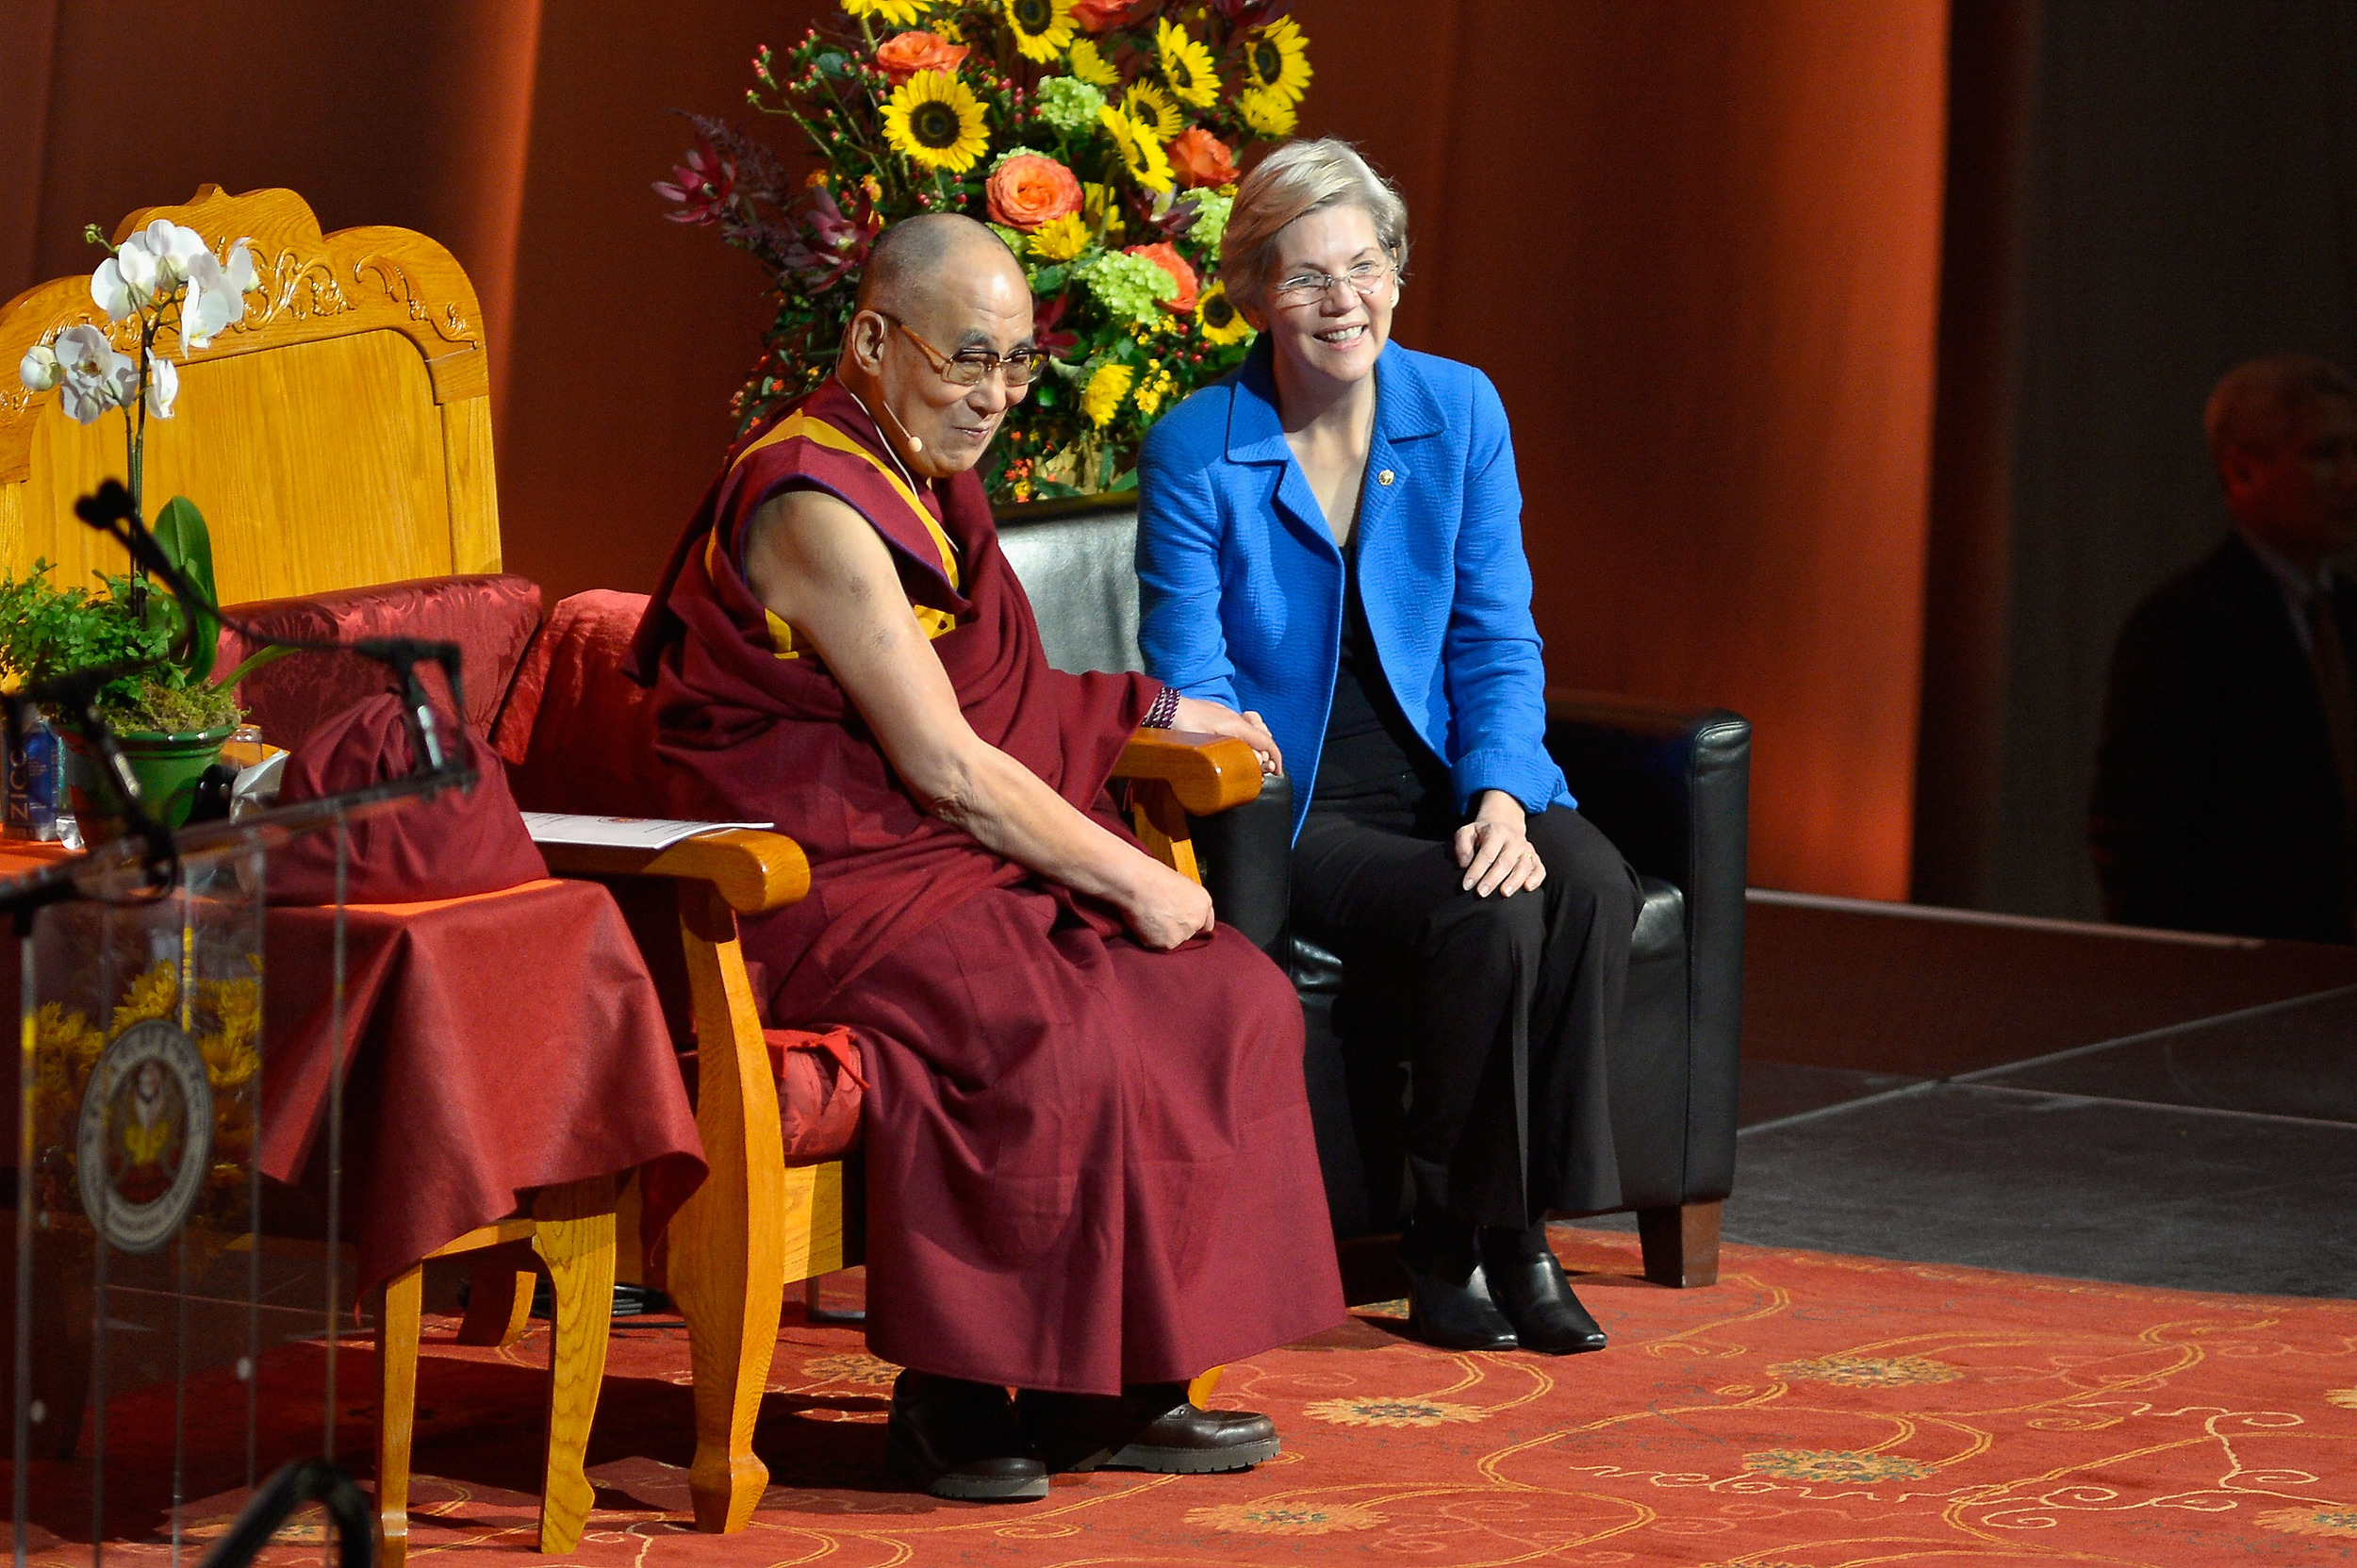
[[531, 1176, 618, 1556], [1638, 1200, 1722, 1288], [454, 1259, 535, 1347], [373, 1263, 424, 1568], [672, 886, 789, 1533]]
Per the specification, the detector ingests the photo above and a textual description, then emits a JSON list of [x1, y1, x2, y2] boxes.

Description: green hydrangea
[[1037, 75, 1108, 136], [1074, 250, 1177, 326], [1188, 189, 1233, 255]]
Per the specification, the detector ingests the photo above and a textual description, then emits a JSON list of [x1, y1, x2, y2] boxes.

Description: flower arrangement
[[28, 958, 260, 1235], [656, 0, 1312, 503], [8, 219, 280, 735]]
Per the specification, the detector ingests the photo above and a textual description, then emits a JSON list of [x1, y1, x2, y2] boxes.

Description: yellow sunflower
[[1155, 18, 1220, 109], [846, 0, 931, 25], [1195, 279, 1252, 345], [1067, 37, 1119, 88], [1029, 212, 1091, 261], [1098, 104, 1174, 192], [112, 961, 179, 1037], [1122, 81, 1183, 141], [1242, 16, 1311, 102], [1081, 361, 1136, 426], [882, 70, 990, 173], [1238, 85, 1297, 138], [1003, 0, 1076, 63], [1082, 180, 1123, 239]]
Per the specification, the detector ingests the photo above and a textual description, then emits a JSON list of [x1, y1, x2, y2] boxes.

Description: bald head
[[2206, 354, 2355, 470], [857, 214, 1020, 319], [838, 214, 1034, 480]]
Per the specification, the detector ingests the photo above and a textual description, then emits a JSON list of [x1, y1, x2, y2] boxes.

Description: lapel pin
[[1377, 470, 1395, 487]]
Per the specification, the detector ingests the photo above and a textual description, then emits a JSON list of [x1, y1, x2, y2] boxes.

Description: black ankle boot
[[885, 1371, 1048, 1501], [1478, 1226, 1607, 1355], [1401, 1220, 1518, 1351]]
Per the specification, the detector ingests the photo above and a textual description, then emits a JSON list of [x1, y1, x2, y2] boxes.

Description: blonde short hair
[[1221, 138, 1409, 314]]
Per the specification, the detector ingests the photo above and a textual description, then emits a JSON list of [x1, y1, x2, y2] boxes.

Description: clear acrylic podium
[[6, 771, 461, 1567]]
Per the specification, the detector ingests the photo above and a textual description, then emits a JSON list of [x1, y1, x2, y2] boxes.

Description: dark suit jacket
[[2090, 531, 2357, 943]]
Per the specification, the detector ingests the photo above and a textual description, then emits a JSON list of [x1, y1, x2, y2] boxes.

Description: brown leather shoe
[[886, 1371, 1049, 1501], [1019, 1383, 1281, 1474]]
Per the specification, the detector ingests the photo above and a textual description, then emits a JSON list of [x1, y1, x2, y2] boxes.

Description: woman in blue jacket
[[1137, 140, 1637, 1357]]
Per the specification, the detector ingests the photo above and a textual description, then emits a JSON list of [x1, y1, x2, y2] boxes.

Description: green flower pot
[[61, 725, 236, 838]]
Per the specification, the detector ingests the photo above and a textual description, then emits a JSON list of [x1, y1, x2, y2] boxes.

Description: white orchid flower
[[91, 221, 212, 321], [18, 344, 59, 391], [91, 253, 145, 320], [151, 222, 209, 285], [223, 236, 258, 294], [180, 248, 253, 351], [143, 350, 178, 418], [54, 324, 133, 424], [54, 324, 116, 380]]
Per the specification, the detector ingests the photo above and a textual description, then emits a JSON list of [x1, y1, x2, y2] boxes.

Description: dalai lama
[[630, 215, 1345, 1502]]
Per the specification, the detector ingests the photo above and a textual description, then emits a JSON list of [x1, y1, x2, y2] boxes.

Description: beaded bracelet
[[1145, 685, 1180, 730]]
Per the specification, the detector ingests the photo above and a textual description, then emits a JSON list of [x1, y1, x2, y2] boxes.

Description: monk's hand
[[1170, 696, 1284, 775], [1121, 856, 1218, 949], [1455, 790, 1546, 898]]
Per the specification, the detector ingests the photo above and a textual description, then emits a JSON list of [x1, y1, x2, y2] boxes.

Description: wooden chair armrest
[[1113, 729, 1264, 816], [538, 828, 811, 915]]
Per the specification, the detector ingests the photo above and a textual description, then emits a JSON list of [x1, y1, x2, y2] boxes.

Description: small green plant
[[0, 547, 264, 736]]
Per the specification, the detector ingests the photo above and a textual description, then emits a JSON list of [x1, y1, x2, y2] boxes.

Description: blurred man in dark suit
[[2091, 354, 2357, 943]]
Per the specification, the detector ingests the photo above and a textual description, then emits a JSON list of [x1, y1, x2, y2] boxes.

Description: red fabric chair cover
[[219, 574, 543, 749], [501, 589, 862, 1164], [492, 588, 674, 813], [268, 692, 549, 904]]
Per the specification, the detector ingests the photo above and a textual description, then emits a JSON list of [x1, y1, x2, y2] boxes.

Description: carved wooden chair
[[494, 591, 1265, 1531], [1, 187, 607, 1561]]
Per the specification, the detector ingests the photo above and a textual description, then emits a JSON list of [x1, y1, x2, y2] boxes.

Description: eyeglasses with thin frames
[[879, 312, 1044, 388], [1270, 257, 1394, 307]]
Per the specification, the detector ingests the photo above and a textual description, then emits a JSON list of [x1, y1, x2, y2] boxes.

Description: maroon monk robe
[[629, 378, 1344, 1394]]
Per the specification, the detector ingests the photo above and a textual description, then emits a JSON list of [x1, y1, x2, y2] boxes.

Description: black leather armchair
[[999, 499, 1749, 1288]]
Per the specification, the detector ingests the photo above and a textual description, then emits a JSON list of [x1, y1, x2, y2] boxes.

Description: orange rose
[[987, 154, 1084, 232], [1166, 127, 1238, 190], [1072, 0, 1159, 32], [1127, 240, 1199, 314], [874, 30, 970, 86]]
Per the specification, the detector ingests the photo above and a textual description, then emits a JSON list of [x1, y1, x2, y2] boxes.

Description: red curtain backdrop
[[0, 0, 1950, 900]]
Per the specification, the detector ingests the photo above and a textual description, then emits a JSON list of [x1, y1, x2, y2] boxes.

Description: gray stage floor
[[1594, 984, 2357, 1297]]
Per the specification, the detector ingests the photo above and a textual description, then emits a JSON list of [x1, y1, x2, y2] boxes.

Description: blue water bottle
[[6, 715, 60, 840]]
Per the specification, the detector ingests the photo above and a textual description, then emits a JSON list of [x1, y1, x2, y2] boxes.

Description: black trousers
[[1292, 801, 1640, 1232]]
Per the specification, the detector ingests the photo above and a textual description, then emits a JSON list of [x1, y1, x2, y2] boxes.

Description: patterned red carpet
[[18, 1228, 2357, 1564]]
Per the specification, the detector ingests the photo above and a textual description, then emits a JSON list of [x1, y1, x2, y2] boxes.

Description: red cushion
[[771, 1026, 865, 1162], [493, 589, 675, 814], [266, 692, 551, 904], [675, 1026, 865, 1165], [219, 574, 543, 749]]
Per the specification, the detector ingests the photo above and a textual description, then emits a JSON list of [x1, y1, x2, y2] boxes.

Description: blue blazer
[[1137, 339, 1571, 841]]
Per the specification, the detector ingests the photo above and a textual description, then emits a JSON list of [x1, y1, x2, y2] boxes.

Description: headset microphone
[[877, 395, 924, 454]]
